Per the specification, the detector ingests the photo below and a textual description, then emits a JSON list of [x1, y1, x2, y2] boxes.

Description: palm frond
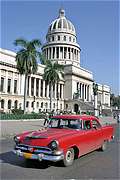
[[14, 38, 27, 48], [31, 39, 42, 47]]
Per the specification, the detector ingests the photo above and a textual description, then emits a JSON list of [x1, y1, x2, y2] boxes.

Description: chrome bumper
[[13, 149, 64, 162]]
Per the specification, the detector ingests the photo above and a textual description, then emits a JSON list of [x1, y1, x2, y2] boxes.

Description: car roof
[[51, 115, 98, 120]]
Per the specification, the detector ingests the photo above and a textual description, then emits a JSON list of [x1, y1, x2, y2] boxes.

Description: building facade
[[0, 9, 110, 114]]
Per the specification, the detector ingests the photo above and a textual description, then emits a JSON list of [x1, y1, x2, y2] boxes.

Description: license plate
[[23, 152, 32, 159]]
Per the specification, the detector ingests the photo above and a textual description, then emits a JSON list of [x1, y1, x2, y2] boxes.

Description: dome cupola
[[42, 9, 81, 66], [47, 9, 76, 36]]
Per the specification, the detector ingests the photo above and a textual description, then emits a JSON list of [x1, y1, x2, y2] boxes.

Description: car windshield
[[49, 118, 82, 130]]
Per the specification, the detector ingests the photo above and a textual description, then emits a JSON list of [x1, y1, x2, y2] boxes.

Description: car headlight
[[14, 136, 20, 144], [49, 140, 59, 150]]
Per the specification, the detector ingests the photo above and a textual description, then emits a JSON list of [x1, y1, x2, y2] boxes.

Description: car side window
[[83, 120, 91, 130], [92, 119, 101, 129]]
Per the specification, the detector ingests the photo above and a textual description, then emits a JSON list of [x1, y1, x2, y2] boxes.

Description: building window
[[52, 36, 54, 41], [49, 47, 51, 59], [77, 82, 79, 91], [45, 81, 47, 97], [60, 47, 63, 59], [36, 79, 39, 96], [37, 102, 39, 108], [56, 47, 59, 59], [31, 101, 34, 108], [64, 47, 67, 59], [14, 80, 17, 93], [64, 36, 66, 41], [53, 84, 55, 98], [53, 47, 55, 59], [40, 80, 43, 97], [7, 79, 11, 93], [60, 103, 62, 109], [14, 100, 18, 109], [68, 48, 70, 59], [41, 102, 43, 108], [45, 102, 48, 109], [66, 104, 68, 109], [69, 37, 71, 41], [53, 103, 55, 108], [58, 36, 60, 41], [31, 77, 34, 96], [26, 101, 29, 108], [8, 100, 11, 109], [1, 99, 4, 109], [0, 77, 4, 92]]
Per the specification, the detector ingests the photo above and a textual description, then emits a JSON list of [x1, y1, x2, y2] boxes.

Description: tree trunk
[[23, 74, 27, 114], [49, 82, 52, 112]]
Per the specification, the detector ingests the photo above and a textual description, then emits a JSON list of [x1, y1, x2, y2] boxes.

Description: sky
[[1, 0, 119, 95]]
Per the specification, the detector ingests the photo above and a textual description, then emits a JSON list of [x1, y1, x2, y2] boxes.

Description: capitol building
[[0, 9, 110, 114]]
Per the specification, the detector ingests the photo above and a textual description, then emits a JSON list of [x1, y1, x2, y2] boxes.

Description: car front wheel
[[63, 148, 74, 167], [101, 141, 107, 151]]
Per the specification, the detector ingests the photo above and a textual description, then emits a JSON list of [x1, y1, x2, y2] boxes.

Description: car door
[[91, 119, 103, 149], [80, 119, 96, 155]]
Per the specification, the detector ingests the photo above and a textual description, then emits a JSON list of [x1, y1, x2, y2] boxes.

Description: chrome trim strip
[[17, 144, 51, 151], [13, 150, 64, 162]]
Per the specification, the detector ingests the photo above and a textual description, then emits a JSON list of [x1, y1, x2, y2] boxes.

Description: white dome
[[48, 9, 76, 36]]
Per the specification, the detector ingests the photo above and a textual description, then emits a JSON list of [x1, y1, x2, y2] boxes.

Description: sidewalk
[[0, 116, 117, 139]]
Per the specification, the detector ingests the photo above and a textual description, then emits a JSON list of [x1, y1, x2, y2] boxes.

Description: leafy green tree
[[111, 94, 120, 109], [43, 60, 64, 112], [14, 38, 42, 113]]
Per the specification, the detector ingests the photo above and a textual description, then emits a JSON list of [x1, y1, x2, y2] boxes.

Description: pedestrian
[[43, 112, 49, 126]]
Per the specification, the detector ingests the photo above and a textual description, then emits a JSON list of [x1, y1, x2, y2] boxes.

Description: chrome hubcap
[[66, 150, 73, 162]]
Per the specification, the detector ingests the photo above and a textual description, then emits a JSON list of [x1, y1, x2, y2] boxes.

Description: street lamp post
[[93, 83, 98, 116]]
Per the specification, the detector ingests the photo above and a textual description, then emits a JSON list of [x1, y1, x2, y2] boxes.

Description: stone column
[[5, 71, 8, 94], [61, 84, 64, 99], [66, 47, 68, 59], [55, 84, 57, 99], [84, 84, 86, 100], [63, 47, 64, 59], [48, 48, 50, 59], [43, 81, 45, 97], [58, 83, 60, 98], [55, 47, 56, 59], [28, 76, 31, 96], [39, 79, 41, 97], [80, 83, 82, 99], [34, 78, 36, 96], [51, 47, 53, 59], [87, 85, 89, 101], [11, 72, 15, 94], [47, 84, 49, 98]]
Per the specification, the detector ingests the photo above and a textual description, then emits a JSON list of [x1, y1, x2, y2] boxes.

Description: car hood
[[21, 128, 81, 146]]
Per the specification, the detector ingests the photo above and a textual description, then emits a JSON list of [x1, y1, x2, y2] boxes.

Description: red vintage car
[[13, 115, 114, 166]]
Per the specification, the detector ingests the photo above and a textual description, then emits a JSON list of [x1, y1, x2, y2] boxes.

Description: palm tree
[[14, 38, 42, 113], [43, 60, 64, 112]]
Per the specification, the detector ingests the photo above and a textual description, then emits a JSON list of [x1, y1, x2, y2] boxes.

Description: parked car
[[13, 115, 115, 167]]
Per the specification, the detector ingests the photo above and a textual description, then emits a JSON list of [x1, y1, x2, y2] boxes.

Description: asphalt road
[[0, 124, 119, 180]]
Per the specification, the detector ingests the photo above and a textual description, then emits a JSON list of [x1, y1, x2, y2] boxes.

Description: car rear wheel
[[63, 148, 74, 167], [101, 141, 107, 151]]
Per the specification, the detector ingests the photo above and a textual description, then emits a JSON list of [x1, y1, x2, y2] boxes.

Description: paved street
[[0, 123, 119, 180]]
